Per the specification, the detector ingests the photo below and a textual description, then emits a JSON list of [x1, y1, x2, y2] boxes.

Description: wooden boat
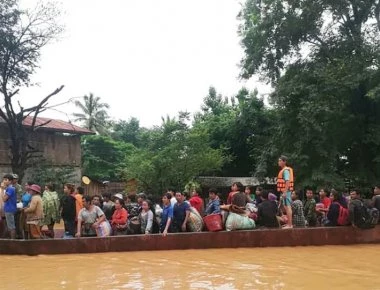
[[0, 226, 379, 255]]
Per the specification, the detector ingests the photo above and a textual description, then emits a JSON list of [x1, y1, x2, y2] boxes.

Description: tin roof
[[1, 116, 94, 135]]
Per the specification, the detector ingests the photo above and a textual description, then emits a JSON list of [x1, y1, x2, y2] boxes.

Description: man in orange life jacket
[[277, 155, 294, 229]]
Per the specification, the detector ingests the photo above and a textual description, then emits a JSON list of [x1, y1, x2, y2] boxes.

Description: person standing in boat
[[1, 174, 17, 239], [111, 198, 128, 235], [42, 183, 60, 238], [139, 200, 154, 234], [160, 193, 174, 236], [303, 188, 317, 227], [189, 188, 204, 216], [60, 184, 77, 237], [23, 184, 44, 239], [75, 186, 84, 220], [205, 188, 221, 215], [277, 155, 294, 229], [173, 192, 190, 232], [76, 195, 106, 237], [291, 191, 306, 227]]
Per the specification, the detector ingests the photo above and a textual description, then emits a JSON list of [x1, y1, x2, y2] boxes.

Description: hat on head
[[29, 184, 41, 194], [12, 173, 19, 179], [114, 193, 123, 200], [268, 193, 277, 201]]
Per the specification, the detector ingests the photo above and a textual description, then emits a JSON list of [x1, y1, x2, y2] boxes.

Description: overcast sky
[[18, 0, 271, 127]]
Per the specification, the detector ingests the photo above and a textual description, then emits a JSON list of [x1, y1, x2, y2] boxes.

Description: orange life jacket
[[277, 166, 294, 192]]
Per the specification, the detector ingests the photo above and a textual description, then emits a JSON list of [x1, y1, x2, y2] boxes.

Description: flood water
[[1, 245, 379, 290]]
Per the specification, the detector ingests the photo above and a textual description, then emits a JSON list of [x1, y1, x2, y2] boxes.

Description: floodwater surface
[[1, 245, 379, 290]]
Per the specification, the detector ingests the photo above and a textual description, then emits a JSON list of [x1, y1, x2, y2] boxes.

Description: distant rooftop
[[0, 116, 94, 135]]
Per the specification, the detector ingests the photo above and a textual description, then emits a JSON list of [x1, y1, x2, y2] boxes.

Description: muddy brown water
[[1, 245, 379, 289]]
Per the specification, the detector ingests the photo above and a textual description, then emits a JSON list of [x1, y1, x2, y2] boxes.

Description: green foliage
[[82, 135, 135, 181], [239, 0, 380, 189], [111, 117, 141, 146], [123, 112, 224, 194]]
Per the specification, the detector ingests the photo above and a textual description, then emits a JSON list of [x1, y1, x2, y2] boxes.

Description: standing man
[[12, 174, 23, 201], [1, 174, 17, 239], [277, 156, 294, 229]]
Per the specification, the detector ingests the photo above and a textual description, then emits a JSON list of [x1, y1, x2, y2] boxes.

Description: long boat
[[0, 226, 379, 255]]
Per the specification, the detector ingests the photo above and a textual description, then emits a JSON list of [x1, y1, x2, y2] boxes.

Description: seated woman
[[111, 198, 128, 235], [76, 195, 106, 237], [205, 188, 221, 216], [325, 189, 348, 226], [139, 200, 154, 234]]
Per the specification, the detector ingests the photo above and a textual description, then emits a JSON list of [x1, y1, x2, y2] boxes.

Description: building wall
[[0, 126, 82, 183]]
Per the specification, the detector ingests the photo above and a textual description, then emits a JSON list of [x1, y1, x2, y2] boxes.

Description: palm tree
[[73, 93, 110, 134]]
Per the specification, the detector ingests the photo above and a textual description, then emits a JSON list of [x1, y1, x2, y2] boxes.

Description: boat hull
[[0, 226, 379, 255]]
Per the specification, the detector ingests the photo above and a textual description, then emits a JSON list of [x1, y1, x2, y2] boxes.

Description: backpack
[[334, 202, 349, 226], [355, 201, 379, 229]]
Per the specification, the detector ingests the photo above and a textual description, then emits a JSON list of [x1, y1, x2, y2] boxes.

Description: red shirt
[[111, 208, 128, 225], [189, 196, 204, 214], [227, 191, 238, 205], [321, 197, 331, 209]]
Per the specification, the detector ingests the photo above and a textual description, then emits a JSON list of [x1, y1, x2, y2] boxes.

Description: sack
[[187, 207, 204, 232], [354, 201, 379, 229], [334, 202, 349, 226], [225, 212, 255, 231], [366, 207, 379, 226], [96, 220, 111, 237]]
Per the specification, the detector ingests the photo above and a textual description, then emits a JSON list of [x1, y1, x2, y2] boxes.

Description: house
[[0, 116, 94, 182]]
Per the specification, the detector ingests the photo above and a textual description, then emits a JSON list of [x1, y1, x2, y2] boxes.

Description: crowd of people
[[0, 162, 379, 240]]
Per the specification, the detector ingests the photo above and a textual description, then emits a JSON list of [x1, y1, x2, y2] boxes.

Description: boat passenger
[[76, 195, 106, 237], [160, 193, 174, 236], [61, 183, 77, 237], [102, 192, 114, 220], [137, 192, 147, 213], [303, 188, 317, 227], [23, 184, 44, 239], [173, 192, 190, 232], [255, 186, 264, 205], [167, 187, 177, 206], [257, 190, 279, 228], [75, 186, 84, 219], [205, 188, 221, 215], [316, 188, 331, 214], [245, 185, 255, 203], [92, 195, 103, 209], [139, 200, 154, 234], [227, 182, 240, 205], [325, 189, 348, 227], [125, 194, 139, 219], [42, 183, 60, 238], [277, 155, 294, 229], [18, 182, 33, 239], [189, 188, 204, 216], [1, 174, 17, 239], [111, 198, 128, 235], [291, 190, 306, 227], [231, 182, 248, 208], [372, 185, 380, 214]]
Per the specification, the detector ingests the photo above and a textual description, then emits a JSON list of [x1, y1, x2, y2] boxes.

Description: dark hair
[[261, 190, 269, 199], [246, 185, 255, 193], [3, 174, 14, 181], [46, 183, 55, 191], [76, 186, 85, 195], [65, 183, 75, 193], [167, 187, 176, 193], [83, 195, 92, 203], [233, 182, 244, 192], [256, 186, 263, 193], [330, 189, 342, 201], [208, 188, 218, 194], [279, 155, 288, 162], [92, 194, 101, 201], [351, 189, 360, 195], [176, 191, 185, 196], [293, 190, 301, 198], [163, 193, 172, 200], [305, 187, 313, 192], [103, 192, 111, 199], [115, 198, 125, 206], [137, 193, 147, 200], [375, 185, 380, 189], [320, 188, 330, 196], [26, 181, 34, 186]]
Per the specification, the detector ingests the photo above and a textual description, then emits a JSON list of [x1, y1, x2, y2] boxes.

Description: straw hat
[[29, 184, 41, 194]]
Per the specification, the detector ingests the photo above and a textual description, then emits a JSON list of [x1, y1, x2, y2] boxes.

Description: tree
[[81, 135, 135, 181], [0, 0, 64, 180], [124, 112, 225, 193], [239, 0, 380, 189], [111, 117, 141, 146], [73, 93, 110, 135]]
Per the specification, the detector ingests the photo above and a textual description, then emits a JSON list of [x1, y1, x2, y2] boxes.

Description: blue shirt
[[21, 192, 32, 208], [160, 204, 173, 231], [173, 201, 190, 228], [205, 198, 221, 215], [4, 186, 17, 213]]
